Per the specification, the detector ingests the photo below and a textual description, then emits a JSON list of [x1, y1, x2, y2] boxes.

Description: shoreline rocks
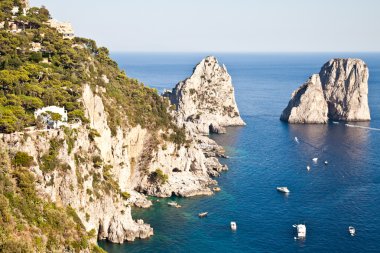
[[281, 58, 371, 123]]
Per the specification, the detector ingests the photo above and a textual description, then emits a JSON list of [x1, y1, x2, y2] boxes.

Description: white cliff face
[[320, 58, 370, 121], [163, 56, 245, 134], [281, 58, 371, 123], [280, 75, 328, 123], [0, 81, 233, 244]]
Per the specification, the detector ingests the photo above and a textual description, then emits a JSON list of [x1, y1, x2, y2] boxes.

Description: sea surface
[[100, 53, 380, 253]]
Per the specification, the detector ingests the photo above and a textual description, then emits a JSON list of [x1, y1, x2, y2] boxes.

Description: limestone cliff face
[[281, 58, 371, 123], [280, 74, 328, 123], [0, 81, 231, 244], [320, 58, 370, 121], [163, 56, 245, 134]]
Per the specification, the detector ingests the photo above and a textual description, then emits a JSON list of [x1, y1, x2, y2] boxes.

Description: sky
[[30, 0, 380, 52]]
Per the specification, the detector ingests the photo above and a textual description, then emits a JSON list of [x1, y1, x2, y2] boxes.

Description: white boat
[[293, 224, 306, 239], [276, 187, 290, 193], [198, 212, 208, 218], [349, 226, 356, 236], [230, 221, 237, 230], [307, 165, 311, 171], [168, 201, 181, 208], [312, 158, 318, 163], [294, 137, 299, 143], [333, 121, 339, 124], [324, 160, 328, 165]]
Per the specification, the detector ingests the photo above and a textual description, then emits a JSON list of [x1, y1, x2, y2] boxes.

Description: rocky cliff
[[163, 56, 245, 134], [280, 74, 328, 123], [281, 58, 370, 123], [320, 58, 370, 121], [0, 81, 230, 244]]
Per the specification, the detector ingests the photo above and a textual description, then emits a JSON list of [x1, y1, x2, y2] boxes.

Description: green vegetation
[[39, 138, 63, 173], [121, 191, 130, 200], [0, 146, 96, 252], [149, 169, 169, 185], [11, 151, 34, 167]]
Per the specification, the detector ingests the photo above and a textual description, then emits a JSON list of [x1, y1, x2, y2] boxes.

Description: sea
[[99, 53, 380, 253]]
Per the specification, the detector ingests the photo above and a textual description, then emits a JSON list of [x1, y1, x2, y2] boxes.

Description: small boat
[[349, 226, 356, 236], [293, 224, 306, 239], [198, 212, 208, 218], [294, 137, 299, 143], [168, 201, 181, 208], [307, 165, 311, 171], [276, 187, 290, 193], [230, 221, 237, 230], [333, 121, 339, 124], [324, 160, 328, 165], [312, 158, 318, 163]]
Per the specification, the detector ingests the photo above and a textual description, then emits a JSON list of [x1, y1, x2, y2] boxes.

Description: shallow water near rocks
[[99, 53, 380, 253]]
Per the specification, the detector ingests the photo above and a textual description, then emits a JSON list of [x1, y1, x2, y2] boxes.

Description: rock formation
[[319, 58, 370, 121], [281, 58, 370, 123], [280, 74, 328, 123], [163, 56, 245, 134], [0, 80, 232, 243]]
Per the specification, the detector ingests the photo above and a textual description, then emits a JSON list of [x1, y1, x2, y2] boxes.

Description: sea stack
[[280, 74, 328, 123], [163, 56, 245, 134], [281, 58, 370, 123]]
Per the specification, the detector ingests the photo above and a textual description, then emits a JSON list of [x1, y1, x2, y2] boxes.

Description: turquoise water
[[100, 53, 380, 252]]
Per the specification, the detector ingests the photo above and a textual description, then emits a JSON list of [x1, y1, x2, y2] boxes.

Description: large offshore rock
[[163, 56, 245, 134], [281, 58, 371, 123], [280, 74, 328, 123], [319, 58, 370, 121]]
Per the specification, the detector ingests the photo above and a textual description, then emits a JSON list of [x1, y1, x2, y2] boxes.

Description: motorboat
[[293, 224, 306, 239], [324, 160, 328, 165], [294, 137, 299, 143], [230, 221, 237, 230], [198, 212, 208, 218], [168, 201, 181, 208], [349, 226, 356, 236], [312, 158, 318, 163], [276, 187, 290, 193], [307, 165, 311, 171]]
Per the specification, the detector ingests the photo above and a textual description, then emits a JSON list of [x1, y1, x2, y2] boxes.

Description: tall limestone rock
[[319, 58, 370, 121], [280, 74, 328, 123], [281, 58, 371, 123], [163, 56, 245, 134]]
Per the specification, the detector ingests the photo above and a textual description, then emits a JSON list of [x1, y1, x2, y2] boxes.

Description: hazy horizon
[[30, 0, 380, 53]]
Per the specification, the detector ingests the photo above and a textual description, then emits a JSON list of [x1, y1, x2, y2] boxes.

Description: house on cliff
[[47, 19, 75, 40], [34, 106, 68, 129]]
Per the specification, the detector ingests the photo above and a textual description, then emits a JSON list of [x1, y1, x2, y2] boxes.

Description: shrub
[[149, 169, 168, 185], [121, 191, 130, 200], [12, 152, 34, 167]]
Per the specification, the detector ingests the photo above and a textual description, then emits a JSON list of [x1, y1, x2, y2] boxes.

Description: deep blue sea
[[100, 53, 380, 253]]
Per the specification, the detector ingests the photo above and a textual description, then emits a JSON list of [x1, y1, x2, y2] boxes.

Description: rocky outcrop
[[320, 58, 370, 121], [281, 58, 370, 123], [0, 80, 233, 244], [280, 74, 328, 123], [163, 56, 245, 134]]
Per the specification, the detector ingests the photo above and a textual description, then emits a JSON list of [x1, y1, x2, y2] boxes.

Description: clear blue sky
[[30, 0, 380, 52]]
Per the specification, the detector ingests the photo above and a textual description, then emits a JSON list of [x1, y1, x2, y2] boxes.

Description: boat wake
[[345, 124, 380, 131]]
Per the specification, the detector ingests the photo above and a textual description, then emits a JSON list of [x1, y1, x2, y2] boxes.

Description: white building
[[34, 106, 68, 129], [30, 42, 42, 52], [47, 19, 75, 40]]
